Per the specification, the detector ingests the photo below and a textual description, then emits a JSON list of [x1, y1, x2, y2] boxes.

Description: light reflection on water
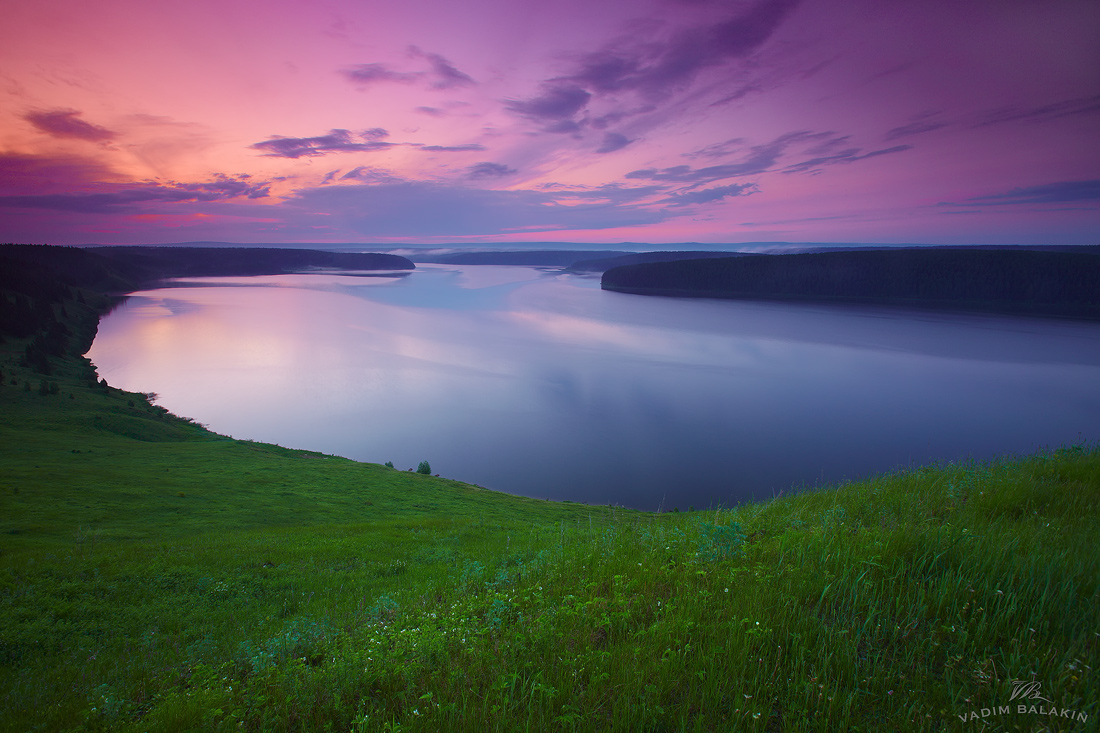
[[88, 264, 1100, 510]]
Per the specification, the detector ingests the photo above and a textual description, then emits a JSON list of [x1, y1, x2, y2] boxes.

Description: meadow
[[1, 263, 1098, 731]]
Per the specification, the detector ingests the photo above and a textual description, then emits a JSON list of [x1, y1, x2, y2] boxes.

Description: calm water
[[88, 265, 1100, 511]]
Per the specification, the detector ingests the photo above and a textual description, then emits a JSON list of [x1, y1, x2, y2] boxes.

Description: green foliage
[[417, 460, 431, 475], [237, 616, 336, 674], [1, 435, 1098, 732], [695, 520, 745, 561], [384, 461, 394, 469]]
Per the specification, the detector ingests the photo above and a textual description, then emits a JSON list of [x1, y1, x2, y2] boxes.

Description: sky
[[1, 0, 1097, 247]]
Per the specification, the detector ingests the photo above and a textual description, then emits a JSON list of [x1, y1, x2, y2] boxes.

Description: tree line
[[601, 247, 1100, 319]]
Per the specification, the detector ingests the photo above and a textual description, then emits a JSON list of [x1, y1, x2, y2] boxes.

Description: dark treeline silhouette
[[89, 246, 413, 278], [410, 250, 631, 266], [568, 250, 750, 273], [1, 244, 145, 296], [0, 244, 139, 373], [601, 247, 1100, 319], [0, 244, 415, 375]]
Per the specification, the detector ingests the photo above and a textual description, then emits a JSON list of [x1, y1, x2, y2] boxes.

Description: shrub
[[696, 521, 746, 562], [384, 461, 394, 468], [417, 460, 431, 475]]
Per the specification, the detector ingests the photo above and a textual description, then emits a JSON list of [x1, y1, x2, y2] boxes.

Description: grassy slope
[[1, 297, 1098, 732]]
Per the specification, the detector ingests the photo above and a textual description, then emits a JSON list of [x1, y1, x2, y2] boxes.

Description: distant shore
[[601, 247, 1100, 320]]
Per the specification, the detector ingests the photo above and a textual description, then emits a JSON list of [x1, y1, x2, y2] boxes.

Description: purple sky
[[1, 0, 1097, 246]]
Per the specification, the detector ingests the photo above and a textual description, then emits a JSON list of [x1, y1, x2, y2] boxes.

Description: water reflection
[[88, 265, 1100, 510]]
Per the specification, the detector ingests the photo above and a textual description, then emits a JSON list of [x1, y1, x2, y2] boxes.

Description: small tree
[[384, 461, 394, 469], [416, 461, 431, 475]]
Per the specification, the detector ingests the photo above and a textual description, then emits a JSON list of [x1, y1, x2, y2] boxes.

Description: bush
[[384, 461, 394, 469], [417, 461, 431, 475], [696, 521, 746, 562]]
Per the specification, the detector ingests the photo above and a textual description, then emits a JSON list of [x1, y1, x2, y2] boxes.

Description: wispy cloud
[[250, 129, 394, 158], [0, 173, 269, 213], [285, 180, 666, 236], [342, 49, 475, 90], [566, 0, 801, 100], [409, 46, 476, 89], [683, 138, 747, 159], [884, 117, 948, 141], [340, 63, 420, 86], [947, 180, 1100, 207], [0, 152, 115, 193], [628, 131, 910, 185], [782, 144, 911, 174], [418, 144, 486, 152], [466, 162, 516, 179], [976, 94, 1100, 128], [627, 132, 809, 182], [504, 84, 591, 128], [24, 109, 115, 142], [503, 0, 801, 137], [596, 132, 633, 153], [659, 182, 758, 206], [339, 166, 402, 182]]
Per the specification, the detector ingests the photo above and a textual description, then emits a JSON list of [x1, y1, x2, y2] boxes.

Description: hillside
[[89, 245, 414, 278], [567, 250, 748, 273], [1, 248, 1097, 731], [602, 247, 1100, 319], [409, 250, 630, 266]]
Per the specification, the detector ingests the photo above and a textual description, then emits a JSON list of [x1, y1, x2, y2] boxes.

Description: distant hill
[[410, 250, 631, 266], [568, 250, 750, 273], [601, 247, 1100, 319], [88, 246, 413, 280], [1, 243, 144, 296], [1, 244, 415, 359]]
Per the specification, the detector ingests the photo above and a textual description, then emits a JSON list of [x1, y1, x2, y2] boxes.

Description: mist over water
[[88, 265, 1100, 510]]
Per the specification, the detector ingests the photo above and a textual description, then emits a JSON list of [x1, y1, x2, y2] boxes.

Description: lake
[[87, 264, 1100, 511]]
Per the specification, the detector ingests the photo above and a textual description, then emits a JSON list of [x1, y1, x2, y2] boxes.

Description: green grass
[[1, 331, 1098, 732]]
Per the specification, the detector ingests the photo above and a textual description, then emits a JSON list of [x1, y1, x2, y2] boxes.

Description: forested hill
[[0, 245, 143, 375], [601, 247, 1100, 319], [410, 250, 630, 266], [568, 250, 749, 273], [0, 244, 415, 369], [89, 246, 413, 278]]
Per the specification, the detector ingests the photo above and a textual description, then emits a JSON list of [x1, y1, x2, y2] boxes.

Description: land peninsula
[[602, 247, 1100, 319]]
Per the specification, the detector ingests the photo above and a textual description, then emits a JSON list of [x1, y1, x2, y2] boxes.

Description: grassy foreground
[[1, 322, 1098, 731]]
